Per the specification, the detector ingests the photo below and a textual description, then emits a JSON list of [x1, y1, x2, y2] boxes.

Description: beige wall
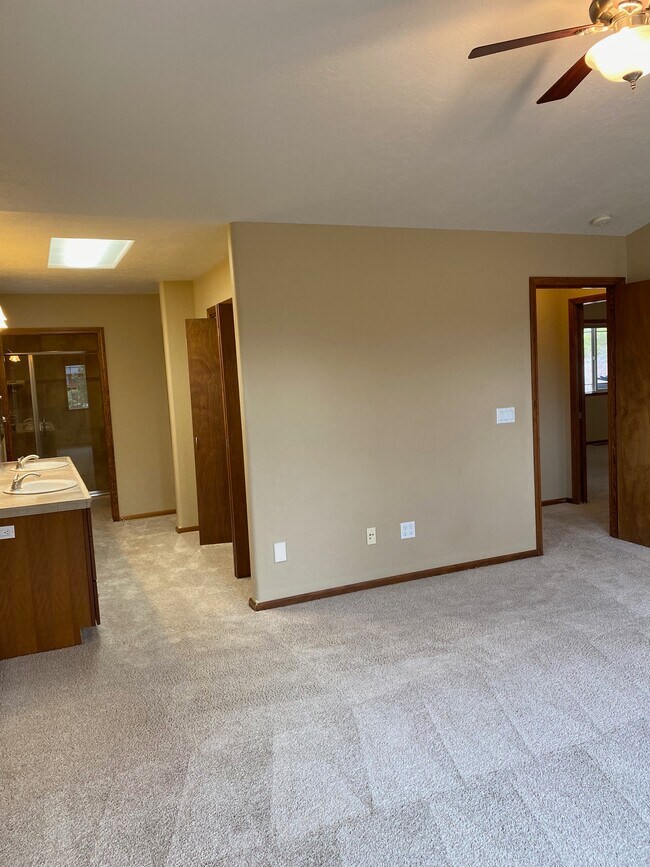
[[193, 257, 233, 318], [0, 293, 175, 517], [159, 282, 198, 529], [626, 222, 650, 283], [230, 222, 625, 603], [536, 289, 604, 502]]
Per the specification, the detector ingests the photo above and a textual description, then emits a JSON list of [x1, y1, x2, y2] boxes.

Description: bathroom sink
[[3, 479, 78, 496], [20, 460, 68, 471]]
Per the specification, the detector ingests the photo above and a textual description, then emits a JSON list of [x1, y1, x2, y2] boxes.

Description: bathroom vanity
[[0, 458, 100, 660]]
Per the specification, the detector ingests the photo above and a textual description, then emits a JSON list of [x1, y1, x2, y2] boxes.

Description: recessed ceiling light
[[590, 214, 613, 228], [48, 238, 134, 269]]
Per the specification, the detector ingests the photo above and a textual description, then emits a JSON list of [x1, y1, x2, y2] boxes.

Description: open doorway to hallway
[[529, 277, 622, 549]]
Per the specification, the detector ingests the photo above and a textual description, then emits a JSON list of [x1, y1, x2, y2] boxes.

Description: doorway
[[529, 277, 623, 552], [0, 328, 120, 521]]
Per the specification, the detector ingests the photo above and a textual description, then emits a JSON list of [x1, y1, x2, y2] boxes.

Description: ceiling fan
[[469, 0, 650, 103]]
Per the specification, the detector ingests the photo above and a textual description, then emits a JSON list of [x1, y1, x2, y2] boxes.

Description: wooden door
[[615, 280, 650, 546], [217, 301, 251, 578], [186, 319, 231, 545]]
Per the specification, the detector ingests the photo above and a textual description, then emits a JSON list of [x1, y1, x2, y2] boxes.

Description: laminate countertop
[[0, 458, 91, 520]]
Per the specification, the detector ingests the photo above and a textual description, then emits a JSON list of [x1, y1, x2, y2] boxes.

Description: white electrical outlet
[[366, 527, 376, 545], [496, 407, 516, 424], [400, 521, 416, 540], [0, 525, 15, 540], [273, 541, 287, 563]]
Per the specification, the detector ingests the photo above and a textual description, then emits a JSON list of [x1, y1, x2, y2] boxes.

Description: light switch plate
[[0, 525, 16, 540], [274, 541, 287, 563], [496, 407, 516, 424]]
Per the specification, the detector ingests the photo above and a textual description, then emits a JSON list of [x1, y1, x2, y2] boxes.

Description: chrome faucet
[[15, 454, 39, 470], [11, 472, 41, 491]]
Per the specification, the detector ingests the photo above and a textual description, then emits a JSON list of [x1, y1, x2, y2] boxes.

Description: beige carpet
[[1, 474, 649, 866]]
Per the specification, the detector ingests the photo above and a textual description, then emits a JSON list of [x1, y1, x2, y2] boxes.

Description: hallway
[[1, 495, 649, 865]]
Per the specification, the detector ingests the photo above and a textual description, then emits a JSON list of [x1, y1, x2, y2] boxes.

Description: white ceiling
[[0, 0, 648, 250]]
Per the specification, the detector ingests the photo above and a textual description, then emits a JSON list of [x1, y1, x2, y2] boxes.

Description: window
[[65, 363, 89, 410], [583, 326, 608, 394]]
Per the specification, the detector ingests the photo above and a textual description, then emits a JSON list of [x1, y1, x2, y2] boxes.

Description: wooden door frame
[[0, 327, 120, 522], [529, 277, 624, 553]]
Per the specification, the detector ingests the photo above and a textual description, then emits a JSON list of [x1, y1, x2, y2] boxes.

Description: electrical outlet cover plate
[[0, 525, 16, 540], [367, 527, 376, 545], [400, 521, 416, 539], [496, 407, 516, 424]]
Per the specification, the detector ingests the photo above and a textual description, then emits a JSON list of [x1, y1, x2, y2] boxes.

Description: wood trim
[[529, 280, 615, 292], [542, 498, 572, 506], [121, 509, 175, 521], [529, 277, 624, 547], [606, 286, 619, 538], [529, 279, 544, 555], [586, 439, 608, 446], [249, 549, 540, 610], [2, 326, 121, 523], [175, 524, 199, 534]]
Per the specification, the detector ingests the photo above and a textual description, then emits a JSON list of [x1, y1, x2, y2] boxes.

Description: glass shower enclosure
[[4, 350, 110, 495]]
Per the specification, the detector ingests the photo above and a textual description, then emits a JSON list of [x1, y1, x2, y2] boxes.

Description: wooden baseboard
[[249, 549, 540, 611], [541, 498, 572, 507], [175, 525, 199, 534], [121, 509, 176, 522]]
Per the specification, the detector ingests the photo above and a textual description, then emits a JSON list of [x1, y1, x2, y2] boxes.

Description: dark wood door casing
[[186, 318, 232, 545]]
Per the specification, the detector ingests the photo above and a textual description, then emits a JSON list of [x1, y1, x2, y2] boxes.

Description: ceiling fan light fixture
[[586, 24, 650, 84]]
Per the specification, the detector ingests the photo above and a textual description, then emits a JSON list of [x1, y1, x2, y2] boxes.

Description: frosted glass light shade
[[0, 306, 7, 329], [586, 25, 650, 82], [48, 238, 134, 269]]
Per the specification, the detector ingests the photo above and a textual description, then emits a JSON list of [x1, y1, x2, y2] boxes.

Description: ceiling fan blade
[[469, 25, 591, 59], [537, 55, 592, 104]]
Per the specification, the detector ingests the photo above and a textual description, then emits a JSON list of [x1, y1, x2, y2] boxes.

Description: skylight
[[48, 238, 134, 269]]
